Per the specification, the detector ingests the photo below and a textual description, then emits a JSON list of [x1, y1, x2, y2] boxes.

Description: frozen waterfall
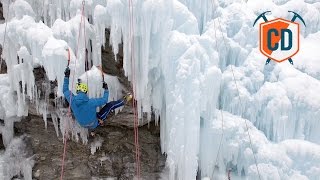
[[0, 0, 319, 179]]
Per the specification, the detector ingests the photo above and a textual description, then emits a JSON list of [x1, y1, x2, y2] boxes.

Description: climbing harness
[[210, 0, 262, 179], [128, 0, 141, 178]]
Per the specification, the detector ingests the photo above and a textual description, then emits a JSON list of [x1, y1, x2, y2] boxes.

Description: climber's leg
[[97, 99, 125, 121]]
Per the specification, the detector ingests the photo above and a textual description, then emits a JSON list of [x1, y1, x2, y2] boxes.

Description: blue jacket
[[63, 77, 109, 129]]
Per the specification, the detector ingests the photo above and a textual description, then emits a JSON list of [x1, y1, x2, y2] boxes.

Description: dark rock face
[[0, 2, 4, 20], [101, 29, 132, 92], [0, 2, 7, 73], [101, 29, 123, 77], [15, 115, 165, 179]]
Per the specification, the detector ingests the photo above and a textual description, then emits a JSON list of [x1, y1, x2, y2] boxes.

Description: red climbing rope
[[82, 1, 90, 89], [97, 66, 105, 81], [128, 0, 141, 178], [67, 48, 71, 66], [60, 1, 86, 180]]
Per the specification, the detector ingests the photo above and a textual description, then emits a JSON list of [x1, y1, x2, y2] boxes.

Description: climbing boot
[[123, 93, 133, 104]]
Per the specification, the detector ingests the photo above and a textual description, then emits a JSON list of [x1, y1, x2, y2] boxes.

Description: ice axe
[[97, 66, 105, 83], [285, 11, 306, 65], [253, 11, 271, 27], [288, 58, 294, 65], [253, 11, 272, 65], [266, 58, 293, 65], [66, 48, 70, 67], [288, 11, 306, 27], [265, 58, 271, 65]]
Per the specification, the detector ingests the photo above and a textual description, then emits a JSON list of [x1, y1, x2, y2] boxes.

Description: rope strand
[[210, 0, 262, 179], [211, 19, 226, 179], [60, 1, 86, 179], [128, 0, 141, 178], [82, 1, 89, 90]]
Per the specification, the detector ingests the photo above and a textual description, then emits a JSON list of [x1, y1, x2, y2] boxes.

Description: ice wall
[[215, 1, 320, 144], [94, 1, 223, 178], [200, 111, 320, 180], [0, 0, 319, 179], [0, 0, 222, 179], [100, 0, 320, 179], [161, 31, 221, 179]]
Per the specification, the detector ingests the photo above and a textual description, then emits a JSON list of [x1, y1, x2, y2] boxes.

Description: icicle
[[51, 112, 60, 137], [0, 117, 14, 147], [57, 108, 88, 144], [38, 101, 48, 129], [90, 136, 103, 155], [0, 1, 318, 179], [0, 136, 35, 180]]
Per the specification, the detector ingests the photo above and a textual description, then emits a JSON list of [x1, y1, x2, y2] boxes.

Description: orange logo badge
[[253, 11, 306, 65]]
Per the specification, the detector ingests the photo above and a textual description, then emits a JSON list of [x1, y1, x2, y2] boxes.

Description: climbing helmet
[[76, 82, 88, 93]]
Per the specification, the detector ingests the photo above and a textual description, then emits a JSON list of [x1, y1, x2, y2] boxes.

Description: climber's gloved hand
[[103, 82, 108, 90], [64, 67, 70, 77]]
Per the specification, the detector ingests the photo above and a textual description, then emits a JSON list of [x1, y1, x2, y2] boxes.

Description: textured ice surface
[[201, 111, 320, 180], [0, 0, 319, 179], [0, 136, 34, 180], [90, 136, 103, 155]]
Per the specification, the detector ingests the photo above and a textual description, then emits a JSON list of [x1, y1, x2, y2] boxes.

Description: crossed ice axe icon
[[253, 11, 306, 65]]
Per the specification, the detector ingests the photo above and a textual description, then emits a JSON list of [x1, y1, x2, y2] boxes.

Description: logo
[[253, 11, 306, 65]]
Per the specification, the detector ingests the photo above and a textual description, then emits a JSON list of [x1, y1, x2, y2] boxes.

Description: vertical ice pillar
[[162, 31, 211, 179]]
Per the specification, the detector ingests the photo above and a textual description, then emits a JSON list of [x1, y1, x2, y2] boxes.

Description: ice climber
[[63, 67, 132, 131]]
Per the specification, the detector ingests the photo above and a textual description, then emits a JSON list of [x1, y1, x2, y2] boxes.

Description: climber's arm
[[90, 90, 109, 107], [63, 77, 73, 103], [63, 67, 74, 103]]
